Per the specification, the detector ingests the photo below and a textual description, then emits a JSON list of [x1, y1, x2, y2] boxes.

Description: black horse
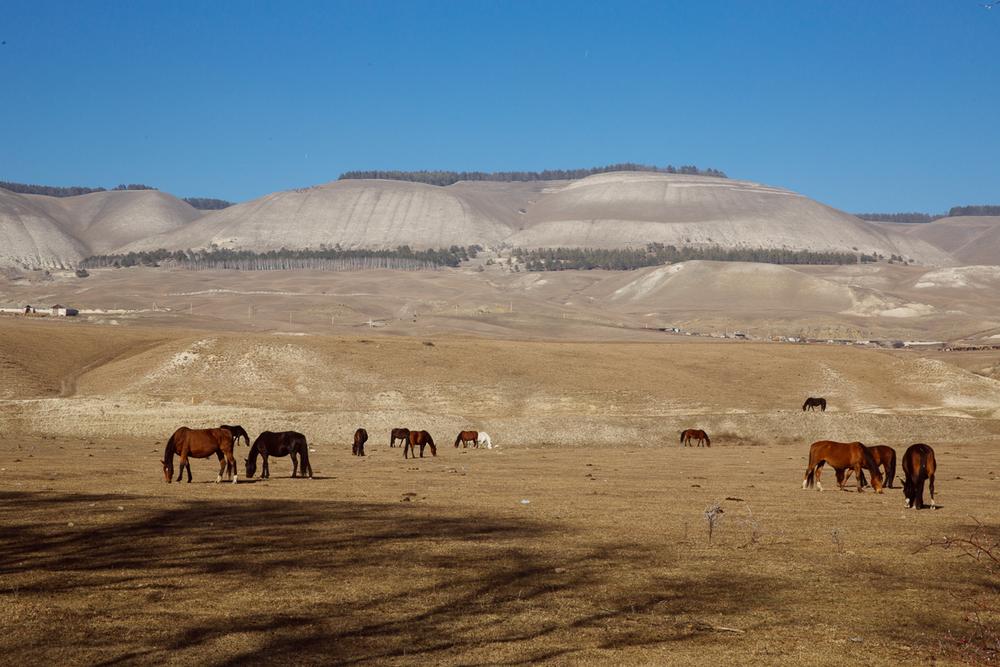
[[802, 397, 827, 412], [245, 431, 312, 479], [220, 424, 251, 446], [353, 428, 368, 456]]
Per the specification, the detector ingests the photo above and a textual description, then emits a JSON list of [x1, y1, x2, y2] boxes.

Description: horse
[[404, 430, 436, 459], [390, 428, 410, 448], [802, 440, 883, 493], [353, 428, 368, 456], [843, 445, 897, 489], [454, 430, 479, 448], [476, 432, 493, 449], [161, 426, 239, 484], [680, 429, 710, 447], [902, 443, 937, 509], [220, 424, 251, 447], [245, 431, 312, 479], [802, 397, 827, 412]]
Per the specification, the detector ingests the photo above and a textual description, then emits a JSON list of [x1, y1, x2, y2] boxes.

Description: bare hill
[[27, 189, 202, 254], [897, 215, 1000, 265], [0, 188, 87, 268], [507, 172, 950, 263], [121, 179, 517, 253]]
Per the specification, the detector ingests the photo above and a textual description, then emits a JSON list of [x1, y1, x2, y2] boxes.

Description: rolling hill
[[896, 215, 1000, 265], [1, 172, 956, 267]]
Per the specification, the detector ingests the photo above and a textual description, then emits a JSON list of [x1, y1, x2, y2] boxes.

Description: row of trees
[[0, 181, 156, 197], [854, 212, 937, 224], [511, 244, 861, 270], [948, 205, 1000, 217], [339, 164, 727, 186], [80, 245, 481, 271], [182, 197, 234, 210]]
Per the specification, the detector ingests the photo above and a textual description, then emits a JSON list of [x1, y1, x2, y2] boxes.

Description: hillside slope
[[0, 188, 88, 268], [898, 216, 1000, 265], [507, 172, 950, 263]]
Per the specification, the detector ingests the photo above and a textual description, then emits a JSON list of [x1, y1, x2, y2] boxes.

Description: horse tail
[[680, 431, 685, 444], [455, 433, 462, 448], [886, 450, 897, 488], [297, 435, 312, 477]]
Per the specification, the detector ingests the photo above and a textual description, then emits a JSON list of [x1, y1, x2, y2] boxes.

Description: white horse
[[476, 432, 493, 449]]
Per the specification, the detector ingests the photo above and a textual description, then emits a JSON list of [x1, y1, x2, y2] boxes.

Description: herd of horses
[[160, 394, 939, 510], [160, 424, 494, 483]]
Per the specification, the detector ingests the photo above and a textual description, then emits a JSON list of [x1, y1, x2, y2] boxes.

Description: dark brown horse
[[454, 430, 479, 448], [245, 431, 312, 479], [802, 440, 883, 493], [390, 427, 410, 448], [404, 430, 436, 459], [802, 397, 827, 411], [162, 426, 240, 484], [220, 424, 251, 447], [902, 443, 937, 509], [353, 428, 368, 456], [680, 429, 710, 447], [843, 445, 897, 489]]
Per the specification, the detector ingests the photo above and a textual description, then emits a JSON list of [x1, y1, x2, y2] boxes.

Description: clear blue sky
[[1, 1, 997, 212]]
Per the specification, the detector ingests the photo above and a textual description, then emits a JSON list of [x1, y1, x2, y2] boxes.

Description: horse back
[[172, 426, 232, 457]]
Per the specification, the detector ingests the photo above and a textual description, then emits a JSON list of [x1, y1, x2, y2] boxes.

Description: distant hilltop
[[338, 163, 728, 186]]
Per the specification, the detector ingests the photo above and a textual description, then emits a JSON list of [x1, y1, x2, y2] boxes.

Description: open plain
[[2, 280, 999, 665]]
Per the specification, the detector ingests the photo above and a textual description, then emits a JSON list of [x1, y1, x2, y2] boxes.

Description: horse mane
[[162, 435, 176, 470]]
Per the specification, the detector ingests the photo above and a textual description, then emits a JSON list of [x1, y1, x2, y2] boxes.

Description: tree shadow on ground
[[0, 490, 781, 665]]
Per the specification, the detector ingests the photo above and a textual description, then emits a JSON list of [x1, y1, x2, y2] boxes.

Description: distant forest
[[338, 163, 727, 186], [182, 197, 234, 210], [79, 245, 480, 271], [512, 244, 862, 270], [856, 205, 1000, 223], [0, 181, 156, 197]]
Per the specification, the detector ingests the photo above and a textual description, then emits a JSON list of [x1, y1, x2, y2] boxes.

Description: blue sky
[[1, 1, 997, 212]]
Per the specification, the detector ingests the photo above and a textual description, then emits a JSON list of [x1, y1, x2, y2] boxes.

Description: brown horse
[[843, 445, 897, 489], [404, 430, 436, 459], [162, 426, 240, 484], [802, 397, 827, 411], [454, 430, 479, 448], [802, 440, 883, 493], [902, 443, 937, 509], [680, 429, 710, 447], [353, 428, 368, 456], [245, 431, 312, 479], [390, 427, 410, 448]]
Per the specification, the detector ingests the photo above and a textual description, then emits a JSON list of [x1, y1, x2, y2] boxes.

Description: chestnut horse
[[680, 429, 710, 447], [802, 440, 883, 493], [902, 443, 937, 509], [353, 428, 368, 456], [843, 445, 897, 489], [245, 431, 312, 479], [454, 430, 479, 448], [162, 426, 240, 484], [802, 397, 827, 411], [404, 430, 436, 459], [390, 428, 410, 448]]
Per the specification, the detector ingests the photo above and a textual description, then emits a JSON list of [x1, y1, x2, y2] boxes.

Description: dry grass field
[[2, 277, 999, 665]]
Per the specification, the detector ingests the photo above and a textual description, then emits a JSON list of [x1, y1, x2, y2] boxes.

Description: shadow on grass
[[0, 490, 779, 665]]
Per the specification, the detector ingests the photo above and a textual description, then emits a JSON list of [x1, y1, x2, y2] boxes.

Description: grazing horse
[[353, 428, 368, 456], [245, 431, 312, 479], [476, 432, 493, 449], [843, 445, 897, 489], [390, 428, 410, 448], [220, 424, 251, 447], [902, 443, 937, 509], [802, 397, 827, 412], [454, 430, 479, 448], [162, 426, 239, 484], [802, 440, 883, 493], [680, 429, 710, 447], [404, 430, 436, 459]]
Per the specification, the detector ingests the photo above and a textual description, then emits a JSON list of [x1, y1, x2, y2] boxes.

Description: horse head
[[245, 456, 256, 478], [221, 424, 250, 446], [161, 459, 173, 483]]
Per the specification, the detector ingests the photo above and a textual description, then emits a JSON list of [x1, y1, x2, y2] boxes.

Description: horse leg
[[216, 455, 225, 483], [854, 463, 864, 493], [178, 452, 189, 482], [836, 468, 847, 489], [929, 473, 936, 508], [814, 462, 824, 491], [262, 455, 269, 479], [291, 452, 299, 478]]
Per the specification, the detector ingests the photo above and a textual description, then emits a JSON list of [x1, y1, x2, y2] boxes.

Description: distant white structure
[[50, 304, 78, 317]]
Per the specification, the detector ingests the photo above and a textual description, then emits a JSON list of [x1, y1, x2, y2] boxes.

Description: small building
[[50, 304, 78, 317]]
